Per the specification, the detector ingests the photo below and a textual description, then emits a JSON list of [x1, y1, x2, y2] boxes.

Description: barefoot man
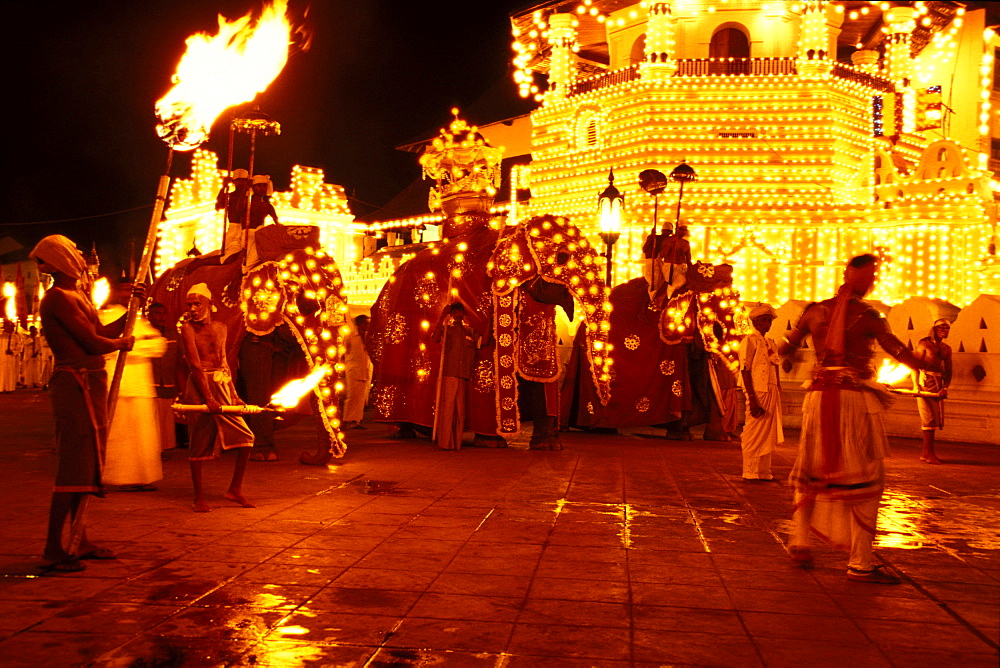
[[913, 318, 952, 465], [778, 254, 927, 584], [31, 235, 137, 572], [178, 283, 254, 512]]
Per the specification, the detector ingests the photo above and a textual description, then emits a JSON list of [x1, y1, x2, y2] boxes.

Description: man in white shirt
[[737, 303, 782, 481]]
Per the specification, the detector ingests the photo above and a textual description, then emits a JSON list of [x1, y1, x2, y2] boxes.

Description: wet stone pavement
[[0, 388, 997, 667]]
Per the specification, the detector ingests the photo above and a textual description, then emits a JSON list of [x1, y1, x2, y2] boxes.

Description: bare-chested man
[[178, 283, 254, 512], [913, 318, 952, 464], [30, 235, 137, 573], [778, 254, 926, 584]]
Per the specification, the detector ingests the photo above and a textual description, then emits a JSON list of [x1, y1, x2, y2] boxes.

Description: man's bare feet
[[225, 491, 255, 508], [920, 454, 942, 465], [193, 499, 211, 512]]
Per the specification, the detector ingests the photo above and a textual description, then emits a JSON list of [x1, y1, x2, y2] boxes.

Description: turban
[[252, 174, 270, 185], [231, 168, 249, 180], [187, 283, 213, 301], [29, 235, 87, 280], [749, 303, 777, 320]]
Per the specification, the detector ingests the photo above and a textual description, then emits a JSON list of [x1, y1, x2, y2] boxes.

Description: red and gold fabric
[[562, 277, 689, 429]]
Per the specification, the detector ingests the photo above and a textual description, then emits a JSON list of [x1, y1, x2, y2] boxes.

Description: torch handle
[[107, 150, 174, 424], [172, 403, 276, 414]]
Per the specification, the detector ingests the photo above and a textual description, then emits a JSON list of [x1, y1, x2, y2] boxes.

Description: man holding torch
[[30, 235, 138, 572], [778, 254, 927, 584], [178, 283, 255, 512], [913, 318, 952, 465]]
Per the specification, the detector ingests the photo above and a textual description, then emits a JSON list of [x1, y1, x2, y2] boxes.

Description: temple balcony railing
[[674, 57, 797, 77], [563, 57, 898, 100], [829, 62, 895, 93], [568, 64, 641, 97]]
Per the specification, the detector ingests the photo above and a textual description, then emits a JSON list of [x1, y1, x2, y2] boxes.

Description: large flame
[[876, 358, 911, 386], [2, 283, 15, 322], [155, 0, 293, 151], [270, 364, 330, 409], [91, 278, 111, 309]]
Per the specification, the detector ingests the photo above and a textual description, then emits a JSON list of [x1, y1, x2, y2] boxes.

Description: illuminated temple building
[[157, 0, 1000, 441]]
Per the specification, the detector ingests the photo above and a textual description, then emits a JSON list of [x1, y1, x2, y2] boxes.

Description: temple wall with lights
[[509, 0, 998, 308], [156, 150, 359, 276]]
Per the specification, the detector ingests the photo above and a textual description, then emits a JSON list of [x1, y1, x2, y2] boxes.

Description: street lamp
[[669, 162, 698, 232], [598, 169, 623, 287]]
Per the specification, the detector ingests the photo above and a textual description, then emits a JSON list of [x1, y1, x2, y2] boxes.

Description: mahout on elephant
[[562, 226, 746, 440]]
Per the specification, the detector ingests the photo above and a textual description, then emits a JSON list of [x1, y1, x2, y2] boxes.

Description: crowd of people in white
[[0, 321, 54, 392]]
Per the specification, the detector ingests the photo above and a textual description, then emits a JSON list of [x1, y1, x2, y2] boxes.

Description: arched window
[[709, 24, 750, 74], [630, 34, 646, 65], [709, 26, 750, 59]]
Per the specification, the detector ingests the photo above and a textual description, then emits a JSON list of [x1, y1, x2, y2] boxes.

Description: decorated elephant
[[148, 223, 350, 464], [562, 228, 747, 440], [367, 212, 611, 449]]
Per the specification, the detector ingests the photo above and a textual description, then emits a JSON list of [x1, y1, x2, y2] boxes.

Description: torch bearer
[[69, 0, 296, 557]]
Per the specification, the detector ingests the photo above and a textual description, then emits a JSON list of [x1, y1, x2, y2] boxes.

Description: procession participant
[[778, 254, 926, 584], [0, 320, 20, 392], [101, 287, 166, 491], [147, 302, 184, 451], [215, 168, 251, 227], [30, 234, 137, 572], [22, 325, 42, 388], [431, 302, 480, 450], [342, 314, 371, 430], [178, 283, 255, 512], [912, 318, 952, 465], [217, 168, 251, 262], [737, 303, 782, 481], [248, 175, 279, 228]]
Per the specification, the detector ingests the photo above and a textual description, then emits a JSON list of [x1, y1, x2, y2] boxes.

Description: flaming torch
[[173, 365, 330, 415], [91, 277, 111, 310], [876, 358, 942, 398], [2, 283, 15, 324], [79, 0, 296, 558], [876, 358, 911, 387], [108, 0, 296, 419]]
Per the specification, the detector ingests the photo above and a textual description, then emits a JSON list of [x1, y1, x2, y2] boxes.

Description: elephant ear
[[521, 215, 613, 405], [241, 263, 287, 336], [242, 247, 350, 458], [488, 224, 536, 294]]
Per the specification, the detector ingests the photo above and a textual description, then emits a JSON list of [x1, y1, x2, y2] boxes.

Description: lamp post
[[669, 162, 698, 232], [598, 169, 623, 287]]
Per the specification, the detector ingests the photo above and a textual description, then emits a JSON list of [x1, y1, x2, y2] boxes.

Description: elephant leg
[[520, 379, 563, 451], [299, 394, 333, 466], [239, 336, 277, 460]]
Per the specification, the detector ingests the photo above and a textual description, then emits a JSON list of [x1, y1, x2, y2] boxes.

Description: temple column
[[884, 7, 917, 133], [797, 1, 841, 75], [547, 13, 577, 101], [642, 1, 675, 81], [850, 49, 879, 74]]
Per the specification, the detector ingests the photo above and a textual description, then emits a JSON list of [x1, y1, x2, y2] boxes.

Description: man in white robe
[[737, 304, 782, 481], [101, 301, 166, 490], [342, 315, 372, 429], [1, 321, 22, 392]]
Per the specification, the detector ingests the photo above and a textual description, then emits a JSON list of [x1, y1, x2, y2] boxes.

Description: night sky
[[1, 0, 529, 273]]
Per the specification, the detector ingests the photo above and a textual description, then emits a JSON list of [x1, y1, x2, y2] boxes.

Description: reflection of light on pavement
[[255, 585, 292, 608], [275, 625, 309, 635], [876, 489, 927, 549], [878, 489, 1000, 551]]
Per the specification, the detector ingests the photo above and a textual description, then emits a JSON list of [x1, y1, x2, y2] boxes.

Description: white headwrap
[[187, 283, 212, 301], [29, 235, 87, 280]]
